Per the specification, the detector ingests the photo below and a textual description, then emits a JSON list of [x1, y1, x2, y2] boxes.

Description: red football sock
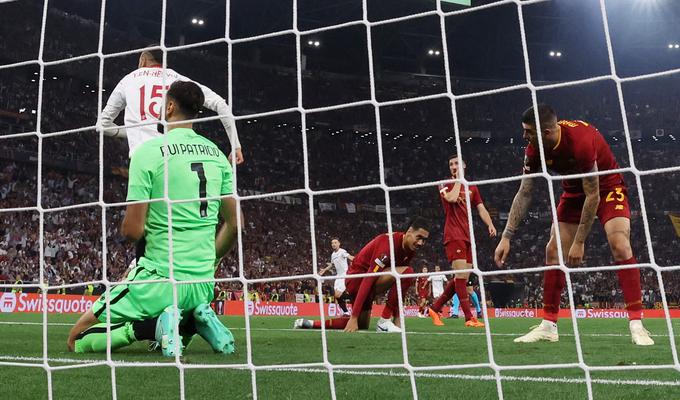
[[455, 278, 473, 321], [312, 317, 349, 329], [616, 257, 642, 320], [381, 268, 415, 319], [542, 268, 566, 323], [432, 279, 456, 313]]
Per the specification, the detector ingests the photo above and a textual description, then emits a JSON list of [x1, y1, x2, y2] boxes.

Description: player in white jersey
[[100, 49, 243, 321], [319, 238, 354, 316], [99, 48, 243, 163], [427, 265, 447, 298]]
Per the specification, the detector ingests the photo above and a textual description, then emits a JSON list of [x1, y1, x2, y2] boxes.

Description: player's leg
[[427, 241, 465, 325], [176, 282, 235, 354], [449, 293, 460, 318], [375, 266, 415, 332], [334, 279, 350, 315], [418, 296, 428, 317], [603, 216, 653, 345], [446, 253, 482, 326], [515, 221, 576, 343], [295, 276, 365, 330], [468, 285, 482, 317], [70, 268, 182, 356]]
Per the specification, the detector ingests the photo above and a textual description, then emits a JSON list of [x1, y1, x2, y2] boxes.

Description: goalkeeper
[[67, 81, 238, 356]]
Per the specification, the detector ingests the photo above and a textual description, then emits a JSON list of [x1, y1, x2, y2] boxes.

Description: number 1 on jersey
[[191, 162, 208, 218]]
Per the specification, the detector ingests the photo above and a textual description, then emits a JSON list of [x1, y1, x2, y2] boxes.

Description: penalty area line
[[0, 355, 678, 387], [0, 321, 671, 338]]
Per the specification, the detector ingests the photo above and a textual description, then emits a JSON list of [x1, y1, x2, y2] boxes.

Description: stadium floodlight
[[549, 51, 556, 57], [669, 44, 674, 49], [191, 18, 198, 24], [307, 40, 313, 45], [676, 44, 680, 49], [313, 41, 320, 47], [52, 76, 57, 80], [198, 19, 204, 25], [428, 49, 434, 55], [556, 51, 562, 57]]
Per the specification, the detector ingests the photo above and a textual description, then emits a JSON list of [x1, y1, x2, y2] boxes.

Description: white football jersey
[[330, 248, 350, 277], [428, 275, 447, 294], [99, 66, 240, 156]]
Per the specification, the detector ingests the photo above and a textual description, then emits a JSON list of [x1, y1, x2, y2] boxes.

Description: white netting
[[1, 0, 680, 399]]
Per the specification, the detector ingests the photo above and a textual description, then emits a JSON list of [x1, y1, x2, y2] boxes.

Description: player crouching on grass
[[294, 218, 429, 333], [67, 81, 239, 356]]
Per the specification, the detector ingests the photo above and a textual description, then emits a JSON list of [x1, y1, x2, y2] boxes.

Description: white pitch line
[[0, 321, 671, 338], [0, 355, 678, 388]]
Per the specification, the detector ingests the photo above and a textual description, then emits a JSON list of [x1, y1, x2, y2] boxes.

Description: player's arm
[[440, 182, 462, 203], [318, 263, 333, 275], [215, 196, 238, 262], [121, 146, 152, 241], [347, 256, 386, 331], [99, 81, 127, 138], [568, 165, 600, 266], [121, 203, 147, 241], [476, 203, 497, 237], [347, 254, 355, 261], [494, 177, 535, 267], [184, 76, 243, 164]]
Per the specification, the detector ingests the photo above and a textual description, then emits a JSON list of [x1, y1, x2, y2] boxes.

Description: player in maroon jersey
[[494, 104, 653, 345], [416, 266, 431, 318], [294, 218, 429, 333], [427, 155, 496, 328]]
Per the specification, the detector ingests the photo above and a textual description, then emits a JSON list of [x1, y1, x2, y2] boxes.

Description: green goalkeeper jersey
[[127, 127, 233, 280]]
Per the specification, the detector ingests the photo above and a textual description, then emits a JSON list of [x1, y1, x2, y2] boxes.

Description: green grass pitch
[[1, 313, 679, 399]]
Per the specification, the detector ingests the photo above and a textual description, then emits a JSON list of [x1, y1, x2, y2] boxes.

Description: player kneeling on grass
[[294, 218, 429, 333], [66, 81, 239, 356]]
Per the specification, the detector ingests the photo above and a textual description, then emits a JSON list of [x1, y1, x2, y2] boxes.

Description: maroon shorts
[[445, 240, 472, 264], [557, 186, 631, 226]]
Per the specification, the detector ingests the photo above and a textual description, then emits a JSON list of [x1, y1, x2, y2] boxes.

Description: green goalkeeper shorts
[[91, 266, 214, 323]]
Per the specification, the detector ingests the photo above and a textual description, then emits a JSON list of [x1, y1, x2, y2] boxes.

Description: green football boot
[[193, 303, 235, 354], [155, 306, 183, 357]]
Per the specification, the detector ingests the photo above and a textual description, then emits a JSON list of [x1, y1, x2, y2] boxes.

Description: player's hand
[[494, 238, 510, 268], [228, 148, 244, 165], [488, 225, 497, 238], [567, 242, 585, 267], [343, 317, 359, 332]]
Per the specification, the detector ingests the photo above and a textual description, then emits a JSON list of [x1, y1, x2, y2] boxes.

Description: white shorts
[[333, 278, 346, 293], [433, 288, 443, 299]]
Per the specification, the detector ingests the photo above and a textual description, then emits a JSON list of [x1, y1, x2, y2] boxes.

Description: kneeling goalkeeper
[[67, 81, 238, 357]]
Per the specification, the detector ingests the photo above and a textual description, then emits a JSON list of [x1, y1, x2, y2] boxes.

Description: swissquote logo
[[0, 292, 17, 313]]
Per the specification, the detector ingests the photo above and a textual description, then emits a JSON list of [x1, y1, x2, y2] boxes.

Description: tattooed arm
[[568, 166, 600, 266], [494, 177, 535, 266]]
